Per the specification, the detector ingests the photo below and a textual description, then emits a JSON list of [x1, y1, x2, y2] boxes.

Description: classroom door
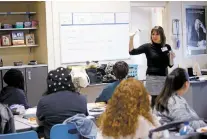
[[26, 66, 48, 107]]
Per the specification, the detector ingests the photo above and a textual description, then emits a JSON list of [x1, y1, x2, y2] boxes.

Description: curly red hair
[[98, 78, 155, 138]]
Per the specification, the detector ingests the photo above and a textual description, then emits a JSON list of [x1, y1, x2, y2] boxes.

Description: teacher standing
[[129, 26, 175, 107]]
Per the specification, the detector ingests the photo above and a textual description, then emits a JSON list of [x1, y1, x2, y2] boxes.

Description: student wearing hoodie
[[0, 69, 29, 109]]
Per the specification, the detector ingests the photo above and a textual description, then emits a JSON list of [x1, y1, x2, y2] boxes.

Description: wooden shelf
[[0, 44, 38, 48], [0, 28, 37, 31], [0, 12, 36, 15]]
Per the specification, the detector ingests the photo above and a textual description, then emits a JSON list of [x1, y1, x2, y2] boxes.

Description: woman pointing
[[129, 26, 175, 107]]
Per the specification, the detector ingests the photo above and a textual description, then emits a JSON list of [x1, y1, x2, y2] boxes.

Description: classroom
[[0, 1, 207, 139]]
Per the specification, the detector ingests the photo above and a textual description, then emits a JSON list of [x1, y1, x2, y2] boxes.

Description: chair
[[128, 64, 138, 79], [50, 123, 80, 139], [0, 131, 38, 139]]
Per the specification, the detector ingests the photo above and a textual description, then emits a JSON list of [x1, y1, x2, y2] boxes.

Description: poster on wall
[[186, 7, 207, 55]]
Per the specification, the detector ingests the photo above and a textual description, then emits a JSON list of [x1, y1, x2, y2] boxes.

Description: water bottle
[[179, 122, 194, 135], [169, 51, 174, 66]]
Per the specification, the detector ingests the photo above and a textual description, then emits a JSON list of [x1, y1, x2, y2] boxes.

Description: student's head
[[151, 26, 166, 46], [155, 68, 190, 112], [45, 67, 76, 95], [4, 69, 24, 90], [98, 78, 154, 138], [113, 61, 129, 80]]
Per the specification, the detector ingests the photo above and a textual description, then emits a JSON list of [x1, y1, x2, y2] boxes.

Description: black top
[[129, 43, 172, 76], [36, 90, 88, 139], [0, 86, 29, 109]]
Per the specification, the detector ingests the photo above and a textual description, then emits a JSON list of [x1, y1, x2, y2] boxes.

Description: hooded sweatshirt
[[0, 86, 29, 109]]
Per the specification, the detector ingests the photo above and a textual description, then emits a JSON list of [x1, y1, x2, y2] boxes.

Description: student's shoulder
[[16, 88, 26, 95], [104, 81, 120, 89], [142, 43, 152, 48]]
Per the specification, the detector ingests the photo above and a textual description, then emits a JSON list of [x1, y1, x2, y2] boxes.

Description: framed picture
[[12, 32, 25, 45], [185, 6, 207, 55], [25, 34, 35, 45], [1, 34, 11, 46]]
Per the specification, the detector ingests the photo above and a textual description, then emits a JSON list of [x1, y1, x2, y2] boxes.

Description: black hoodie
[[0, 86, 29, 109]]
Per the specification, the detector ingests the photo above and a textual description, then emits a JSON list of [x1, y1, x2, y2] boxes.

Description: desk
[[14, 116, 39, 131], [15, 120, 32, 132], [183, 80, 207, 119], [15, 104, 104, 132]]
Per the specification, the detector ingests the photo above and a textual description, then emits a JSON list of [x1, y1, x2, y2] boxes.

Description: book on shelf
[[25, 33, 35, 45], [12, 31, 25, 45], [1, 34, 11, 46]]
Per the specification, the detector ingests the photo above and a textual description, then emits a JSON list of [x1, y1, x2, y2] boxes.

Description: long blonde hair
[[98, 78, 154, 138]]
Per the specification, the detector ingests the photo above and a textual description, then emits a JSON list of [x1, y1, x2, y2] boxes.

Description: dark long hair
[[155, 68, 189, 112], [3, 69, 24, 90], [151, 26, 166, 46]]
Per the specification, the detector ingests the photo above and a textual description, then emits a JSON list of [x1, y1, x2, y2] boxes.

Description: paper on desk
[[24, 108, 37, 118]]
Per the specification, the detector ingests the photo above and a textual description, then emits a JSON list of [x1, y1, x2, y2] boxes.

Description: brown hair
[[151, 26, 166, 46], [98, 78, 155, 138], [113, 61, 129, 80]]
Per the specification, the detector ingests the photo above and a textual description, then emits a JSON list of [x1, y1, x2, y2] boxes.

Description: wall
[[45, 1, 130, 71], [166, 1, 207, 71], [33, 2, 48, 64], [130, 7, 152, 80], [46, 1, 207, 74], [131, 1, 207, 72]]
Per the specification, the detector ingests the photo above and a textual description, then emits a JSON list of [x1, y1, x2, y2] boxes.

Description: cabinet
[[26, 66, 47, 106], [0, 65, 48, 107]]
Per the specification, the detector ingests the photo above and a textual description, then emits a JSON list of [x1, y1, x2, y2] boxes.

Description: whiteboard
[[59, 12, 130, 63]]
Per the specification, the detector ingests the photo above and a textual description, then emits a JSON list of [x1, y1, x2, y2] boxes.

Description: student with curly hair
[[95, 61, 129, 103], [97, 78, 161, 139]]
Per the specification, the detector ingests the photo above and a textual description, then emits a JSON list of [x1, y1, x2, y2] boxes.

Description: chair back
[[0, 131, 38, 139], [128, 64, 138, 79], [50, 123, 80, 139]]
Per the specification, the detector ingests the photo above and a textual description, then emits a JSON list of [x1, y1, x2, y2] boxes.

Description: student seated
[[36, 67, 88, 139], [154, 68, 206, 130], [97, 78, 161, 139], [95, 61, 129, 103], [0, 69, 29, 109], [0, 103, 15, 134]]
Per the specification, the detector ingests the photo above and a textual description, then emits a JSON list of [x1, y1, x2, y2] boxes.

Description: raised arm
[[129, 33, 136, 52], [129, 33, 148, 55]]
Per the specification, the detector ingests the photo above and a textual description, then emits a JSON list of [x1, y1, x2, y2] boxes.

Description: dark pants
[[151, 95, 158, 108]]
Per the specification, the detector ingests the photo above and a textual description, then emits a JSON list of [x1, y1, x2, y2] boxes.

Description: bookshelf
[[0, 11, 38, 48], [0, 44, 38, 49], [0, 12, 36, 15], [0, 1, 47, 66], [0, 27, 37, 31]]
